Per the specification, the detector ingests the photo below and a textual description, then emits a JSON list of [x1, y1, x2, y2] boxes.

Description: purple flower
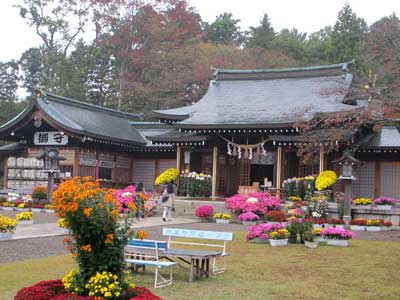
[[238, 212, 260, 221], [373, 197, 397, 205]]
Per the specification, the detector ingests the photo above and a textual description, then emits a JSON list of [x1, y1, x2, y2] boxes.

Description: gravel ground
[[1, 212, 400, 264]]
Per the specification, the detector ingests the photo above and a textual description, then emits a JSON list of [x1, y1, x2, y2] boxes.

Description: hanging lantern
[[238, 146, 242, 159], [261, 142, 267, 156], [249, 148, 253, 160], [227, 142, 232, 156]]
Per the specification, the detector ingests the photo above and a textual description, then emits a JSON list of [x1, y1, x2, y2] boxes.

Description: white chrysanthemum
[[246, 197, 258, 204]]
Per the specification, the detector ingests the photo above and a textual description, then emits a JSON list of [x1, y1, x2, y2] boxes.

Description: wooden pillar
[[176, 145, 181, 187], [319, 147, 325, 173], [276, 146, 283, 199], [375, 161, 381, 198], [73, 148, 79, 177], [3, 157, 8, 188], [211, 145, 218, 199], [343, 180, 352, 223]]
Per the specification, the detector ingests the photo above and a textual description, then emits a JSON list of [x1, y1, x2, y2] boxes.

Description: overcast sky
[[0, 0, 399, 62]]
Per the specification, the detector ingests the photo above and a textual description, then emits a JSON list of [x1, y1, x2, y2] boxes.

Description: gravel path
[[1, 212, 400, 264]]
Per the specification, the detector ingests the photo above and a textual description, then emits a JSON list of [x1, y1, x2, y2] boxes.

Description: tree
[[246, 14, 275, 49], [365, 14, 400, 117], [306, 26, 333, 63], [331, 3, 367, 66], [204, 13, 244, 45], [272, 28, 307, 62], [0, 61, 19, 101], [16, 0, 90, 92]]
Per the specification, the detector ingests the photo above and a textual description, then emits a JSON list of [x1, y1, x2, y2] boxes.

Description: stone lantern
[[37, 149, 65, 202], [332, 150, 361, 224]]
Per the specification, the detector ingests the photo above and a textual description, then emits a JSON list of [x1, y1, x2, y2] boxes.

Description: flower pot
[[0, 232, 14, 240], [18, 220, 33, 225], [215, 219, 230, 224], [288, 233, 297, 244], [305, 241, 318, 249], [254, 237, 269, 244], [242, 221, 257, 226], [354, 205, 371, 210], [350, 225, 365, 231], [329, 224, 344, 229], [1, 207, 14, 211], [315, 236, 327, 243], [366, 226, 382, 232], [326, 239, 349, 247], [15, 208, 29, 212], [375, 205, 392, 210], [269, 239, 288, 247], [312, 224, 325, 229]]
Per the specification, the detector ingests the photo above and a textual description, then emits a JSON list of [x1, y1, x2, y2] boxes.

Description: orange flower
[[111, 209, 119, 220], [127, 202, 137, 211], [83, 207, 92, 218], [80, 244, 92, 252], [104, 233, 114, 244], [137, 230, 148, 240], [82, 176, 92, 182], [72, 251, 78, 258]]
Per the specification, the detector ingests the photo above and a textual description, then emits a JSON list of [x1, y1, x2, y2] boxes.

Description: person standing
[[162, 181, 176, 221], [135, 182, 146, 219]]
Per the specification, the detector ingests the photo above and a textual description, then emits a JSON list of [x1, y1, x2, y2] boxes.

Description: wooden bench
[[162, 228, 233, 276], [124, 239, 177, 288]]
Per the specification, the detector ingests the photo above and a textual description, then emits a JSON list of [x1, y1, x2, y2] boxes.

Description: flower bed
[[14, 280, 161, 300], [225, 192, 280, 216]]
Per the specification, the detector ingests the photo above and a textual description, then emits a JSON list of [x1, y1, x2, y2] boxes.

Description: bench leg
[[189, 259, 194, 282], [212, 256, 226, 275], [154, 266, 175, 288]]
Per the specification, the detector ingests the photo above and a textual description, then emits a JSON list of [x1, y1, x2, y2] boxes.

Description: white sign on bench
[[162, 228, 233, 275]]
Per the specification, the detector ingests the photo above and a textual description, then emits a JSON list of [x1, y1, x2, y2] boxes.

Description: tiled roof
[[154, 62, 357, 128]]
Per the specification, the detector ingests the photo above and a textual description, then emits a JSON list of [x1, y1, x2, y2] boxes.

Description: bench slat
[[125, 259, 177, 268], [127, 239, 167, 250], [162, 228, 233, 241]]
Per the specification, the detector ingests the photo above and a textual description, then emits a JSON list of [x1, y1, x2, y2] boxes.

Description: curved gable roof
[[0, 92, 146, 146], [154, 62, 357, 128]]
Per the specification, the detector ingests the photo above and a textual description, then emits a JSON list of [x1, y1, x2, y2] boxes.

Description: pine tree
[[331, 3, 367, 65], [246, 14, 275, 49]]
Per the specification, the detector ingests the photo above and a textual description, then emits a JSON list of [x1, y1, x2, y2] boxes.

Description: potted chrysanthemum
[[320, 227, 355, 247], [0, 214, 17, 239], [213, 212, 231, 224], [269, 228, 289, 246], [373, 197, 396, 210], [365, 219, 383, 232], [303, 231, 318, 249], [16, 212, 33, 225], [238, 212, 260, 225]]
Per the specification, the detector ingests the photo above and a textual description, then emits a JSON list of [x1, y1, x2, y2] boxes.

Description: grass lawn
[[1, 232, 400, 300]]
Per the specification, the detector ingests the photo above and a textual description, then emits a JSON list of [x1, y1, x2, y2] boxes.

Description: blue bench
[[125, 239, 177, 288], [162, 228, 234, 275]]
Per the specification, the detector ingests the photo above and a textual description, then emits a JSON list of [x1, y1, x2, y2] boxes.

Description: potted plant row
[[269, 228, 290, 246]]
